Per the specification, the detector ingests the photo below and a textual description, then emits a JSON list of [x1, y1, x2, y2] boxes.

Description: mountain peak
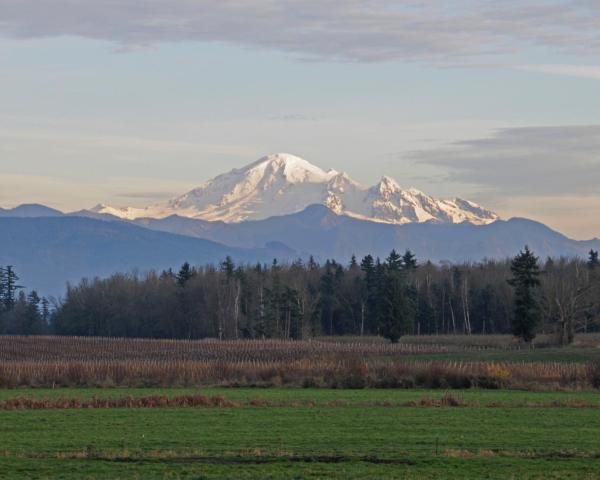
[[91, 153, 499, 225], [249, 153, 337, 184], [258, 152, 308, 165], [0, 203, 64, 218], [372, 175, 402, 200], [328, 171, 360, 189], [253, 153, 307, 171], [378, 175, 401, 189]]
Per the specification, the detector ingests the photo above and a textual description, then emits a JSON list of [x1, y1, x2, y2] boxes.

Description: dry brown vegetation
[[0, 335, 459, 362], [0, 393, 466, 410], [4, 392, 600, 410], [0, 357, 586, 390], [0, 335, 598, 390]]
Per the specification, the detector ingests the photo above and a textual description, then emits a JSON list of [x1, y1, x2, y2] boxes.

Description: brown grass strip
[[2, 393, 600, 410]]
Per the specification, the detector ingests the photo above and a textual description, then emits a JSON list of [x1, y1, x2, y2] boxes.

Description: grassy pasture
[[1, 389, 600, 478]]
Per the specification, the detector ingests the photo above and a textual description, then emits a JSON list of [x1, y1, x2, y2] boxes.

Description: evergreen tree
[[264, 263, 283, 337], [0, 266, 23, 311], [416, 289, 436, 335], [8, 291, 28, 334], [319, 261, 337, 335], [160, 268, 175, 280], [402, 250, 418, 271], [360, 255, 378, 333], [176, 262, 194, 287], [379, 266, 415, 343], [588, 250, 599, 270], [508, 246, 541, 343], [0, 267, 5, 312], [386, 249, 403, 271], [372, 259, 387, 333], [23, 291, 44, 335], [360, 255, 374, 274], [220, 256, 235, 278], [41, 297, 51, 325]]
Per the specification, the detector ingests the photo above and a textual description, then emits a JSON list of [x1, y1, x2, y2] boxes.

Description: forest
[[1, 248, 599, 344]]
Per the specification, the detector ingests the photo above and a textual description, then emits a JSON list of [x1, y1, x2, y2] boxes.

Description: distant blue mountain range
[[1, 203, 598, 297], [0, 204, 63, 218], [0, 213, 293, 297], [129, 204, 600, 262]]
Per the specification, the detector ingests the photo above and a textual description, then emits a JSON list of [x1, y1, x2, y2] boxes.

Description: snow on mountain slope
[[91, 153, 499, 225]]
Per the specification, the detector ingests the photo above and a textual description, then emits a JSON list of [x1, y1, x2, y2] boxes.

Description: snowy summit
[[91, 153, 499, 225]]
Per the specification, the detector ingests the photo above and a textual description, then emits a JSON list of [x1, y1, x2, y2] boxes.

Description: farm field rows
[[2, 389, 600, 479], [2, 335, 600, 390], [2, 335, 600, 478]]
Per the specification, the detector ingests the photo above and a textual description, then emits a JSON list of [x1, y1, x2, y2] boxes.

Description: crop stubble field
[[2, 335, 600, 478]]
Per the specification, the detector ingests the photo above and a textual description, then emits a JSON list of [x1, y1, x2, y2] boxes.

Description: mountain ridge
[[0, 204, 63, 218], [122, 204, 598, 263], [0, 216, 296, 297], [90, 153, 499, 225]]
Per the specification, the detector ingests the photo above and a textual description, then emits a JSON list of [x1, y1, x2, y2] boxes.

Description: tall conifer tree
[[508, 246, 541, 343]]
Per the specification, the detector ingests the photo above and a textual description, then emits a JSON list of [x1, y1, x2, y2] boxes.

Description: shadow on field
[[108, 455, 417, 465]]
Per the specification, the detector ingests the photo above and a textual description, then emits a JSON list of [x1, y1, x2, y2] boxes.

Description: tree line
[[0, 266, 50, 335], [2, 248, 599, 343], [46, 248, 600, 343]]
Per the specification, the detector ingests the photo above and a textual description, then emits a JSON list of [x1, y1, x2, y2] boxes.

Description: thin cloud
[[116, 191, 176, 200], [515, 64, 600, 79], [1, 1, 600, 62], [409, 125, 600, 198], [267, 114, 321, 122]]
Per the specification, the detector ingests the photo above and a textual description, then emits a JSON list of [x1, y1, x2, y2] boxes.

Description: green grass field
[[2, 388, 600, 479]]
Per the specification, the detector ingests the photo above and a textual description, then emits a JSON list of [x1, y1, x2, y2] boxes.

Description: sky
[[1, 0, 600, 239]]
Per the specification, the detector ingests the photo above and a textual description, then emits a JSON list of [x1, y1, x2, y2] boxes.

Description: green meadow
[[1, 388, 600, 479]]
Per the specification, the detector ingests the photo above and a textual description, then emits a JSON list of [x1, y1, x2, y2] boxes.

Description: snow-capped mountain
[[91, 153, 499, 225]]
